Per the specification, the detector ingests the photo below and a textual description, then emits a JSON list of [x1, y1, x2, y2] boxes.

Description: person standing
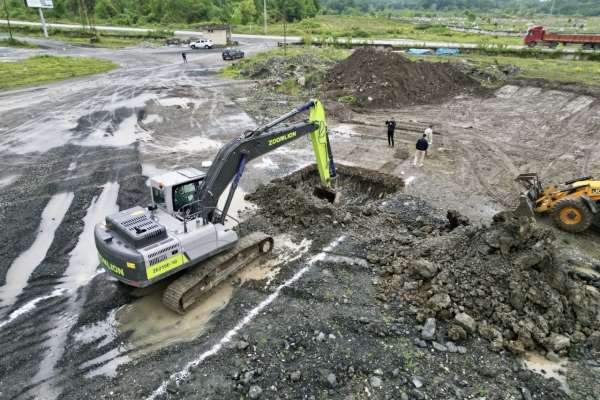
[[424, 124, 433, 146], [385, 118, 396, 147], [182, 52, 188, 64], [413, 134, 429, 167]]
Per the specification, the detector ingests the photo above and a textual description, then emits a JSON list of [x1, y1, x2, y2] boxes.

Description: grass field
[[0, 55, 117, 90], [234, 15, 523, 46], [0, 26, 167, 48], [407, 53, 600, 87]]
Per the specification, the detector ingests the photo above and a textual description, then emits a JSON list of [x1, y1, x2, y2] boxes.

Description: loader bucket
[[514, 194, 536, 218]]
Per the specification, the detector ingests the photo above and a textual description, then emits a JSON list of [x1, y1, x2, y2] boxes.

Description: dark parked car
[[222, 48, 245, 60]]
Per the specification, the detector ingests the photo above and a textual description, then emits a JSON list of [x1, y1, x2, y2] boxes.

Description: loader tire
[[552, 199, 593, 233]]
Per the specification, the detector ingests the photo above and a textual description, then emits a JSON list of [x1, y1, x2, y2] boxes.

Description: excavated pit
[[261, 163, 404, 204], [243, 164, 405, 243]]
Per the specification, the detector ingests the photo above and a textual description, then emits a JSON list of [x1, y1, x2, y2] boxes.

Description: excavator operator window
[[173, 180, 200, 213]]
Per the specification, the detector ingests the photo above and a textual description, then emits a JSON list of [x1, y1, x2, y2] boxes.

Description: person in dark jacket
[[182, 52, 188, 63], [413, 134, 429, 167], [385, 118, 396, 147]]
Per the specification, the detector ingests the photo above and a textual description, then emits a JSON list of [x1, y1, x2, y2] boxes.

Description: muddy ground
[[0, 40, 599, 400]]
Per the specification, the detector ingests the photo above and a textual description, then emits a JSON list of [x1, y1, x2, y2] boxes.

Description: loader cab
[[150, 168, 206, 217]]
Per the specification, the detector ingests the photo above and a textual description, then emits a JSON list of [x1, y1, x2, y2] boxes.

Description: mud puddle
[[102, 235, 311, 365], [523, 351, 569, 392], [0, 192, 74, 311]]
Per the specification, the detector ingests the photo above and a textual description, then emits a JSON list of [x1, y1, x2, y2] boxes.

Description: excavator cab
[[149, 168, 206, 217]]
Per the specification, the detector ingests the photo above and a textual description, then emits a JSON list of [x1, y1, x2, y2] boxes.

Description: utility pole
[[38, 8, 48, 38], [263, 0, 267, 34], [282, 0, 286, 55], [2, 0, 12, 41]]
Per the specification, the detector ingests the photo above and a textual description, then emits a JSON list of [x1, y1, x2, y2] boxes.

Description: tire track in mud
[[0, 145, 141, 400]]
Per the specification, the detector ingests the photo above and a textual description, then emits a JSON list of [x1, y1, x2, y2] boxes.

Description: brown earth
[[324, 48, 483, 108]]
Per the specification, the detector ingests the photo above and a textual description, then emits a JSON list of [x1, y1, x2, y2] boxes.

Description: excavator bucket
[[514, 173, 542, 218], [313, 185, 340, 204]]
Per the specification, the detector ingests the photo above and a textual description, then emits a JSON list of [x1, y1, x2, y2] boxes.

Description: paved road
[[4, 19, 596, 53]]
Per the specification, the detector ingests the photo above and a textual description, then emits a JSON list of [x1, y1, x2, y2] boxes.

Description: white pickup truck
[[190, 39, 214, 49]]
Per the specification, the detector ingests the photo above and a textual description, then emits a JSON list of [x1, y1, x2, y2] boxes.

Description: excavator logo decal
[[146, 253, 189, 280], [268, 131, 297, 146], [99, 254, 125, 277]]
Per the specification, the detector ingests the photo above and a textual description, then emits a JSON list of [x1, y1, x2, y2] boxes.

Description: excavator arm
[[197, 99, 337, 224]]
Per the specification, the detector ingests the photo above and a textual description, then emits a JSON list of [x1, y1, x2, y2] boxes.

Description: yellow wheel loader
[[515, 173, 600, 233]]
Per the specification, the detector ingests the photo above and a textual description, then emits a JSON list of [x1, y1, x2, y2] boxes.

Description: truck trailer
[[524, 26, 600, 50]]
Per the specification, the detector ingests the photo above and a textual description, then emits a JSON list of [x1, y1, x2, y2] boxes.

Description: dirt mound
[[245, 164, 405, 235], [324, 48, 481, 107], [376, 211, 600, 354]]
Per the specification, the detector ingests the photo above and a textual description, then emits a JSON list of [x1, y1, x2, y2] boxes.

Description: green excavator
[[95, 100, 337, 313]]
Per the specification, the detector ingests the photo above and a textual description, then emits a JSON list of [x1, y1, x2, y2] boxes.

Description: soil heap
[[375, 212, 600, 355], [324, 48, 481, 108]]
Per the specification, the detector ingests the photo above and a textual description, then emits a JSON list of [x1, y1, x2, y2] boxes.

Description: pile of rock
[[375, 212, 600, 355]]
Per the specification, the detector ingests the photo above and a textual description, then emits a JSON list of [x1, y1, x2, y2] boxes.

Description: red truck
[[524, 26, 600, 50]]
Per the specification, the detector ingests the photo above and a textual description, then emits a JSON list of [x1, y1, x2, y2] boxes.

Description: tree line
[[3, 0, 598, 26], [4, 0, 320, 26]]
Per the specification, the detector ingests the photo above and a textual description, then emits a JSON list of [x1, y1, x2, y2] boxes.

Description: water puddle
[[60, 182, 120, 289], [0, 289, 65, 329], [117, 282, 233, 355], [404, 176, 417, 186], [0, 174, 19, 188], [522, 351, 569, 392], [253, 156, 278, 170], [0, 192, 74, 311], [322, 253, 369, 268], [174, 136, 222, 153], [32, 183, 120, 400], [218, 188, 257, 228], [76, 113, 152, 147], [157, 97, 200, 110], [575, 266, 600, 279], [142, 114, 163, 125]]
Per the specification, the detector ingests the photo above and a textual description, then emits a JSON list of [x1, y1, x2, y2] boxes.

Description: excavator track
[[162, 232, 274, 314]]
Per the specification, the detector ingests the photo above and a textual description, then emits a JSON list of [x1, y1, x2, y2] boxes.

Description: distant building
[[198, 24, 231, 46]]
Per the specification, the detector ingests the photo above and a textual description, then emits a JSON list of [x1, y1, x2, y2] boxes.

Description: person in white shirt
[[424, 125, 433, 146]]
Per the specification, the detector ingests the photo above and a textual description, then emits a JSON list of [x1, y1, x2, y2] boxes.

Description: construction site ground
[[0, 41, 599, 400]]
